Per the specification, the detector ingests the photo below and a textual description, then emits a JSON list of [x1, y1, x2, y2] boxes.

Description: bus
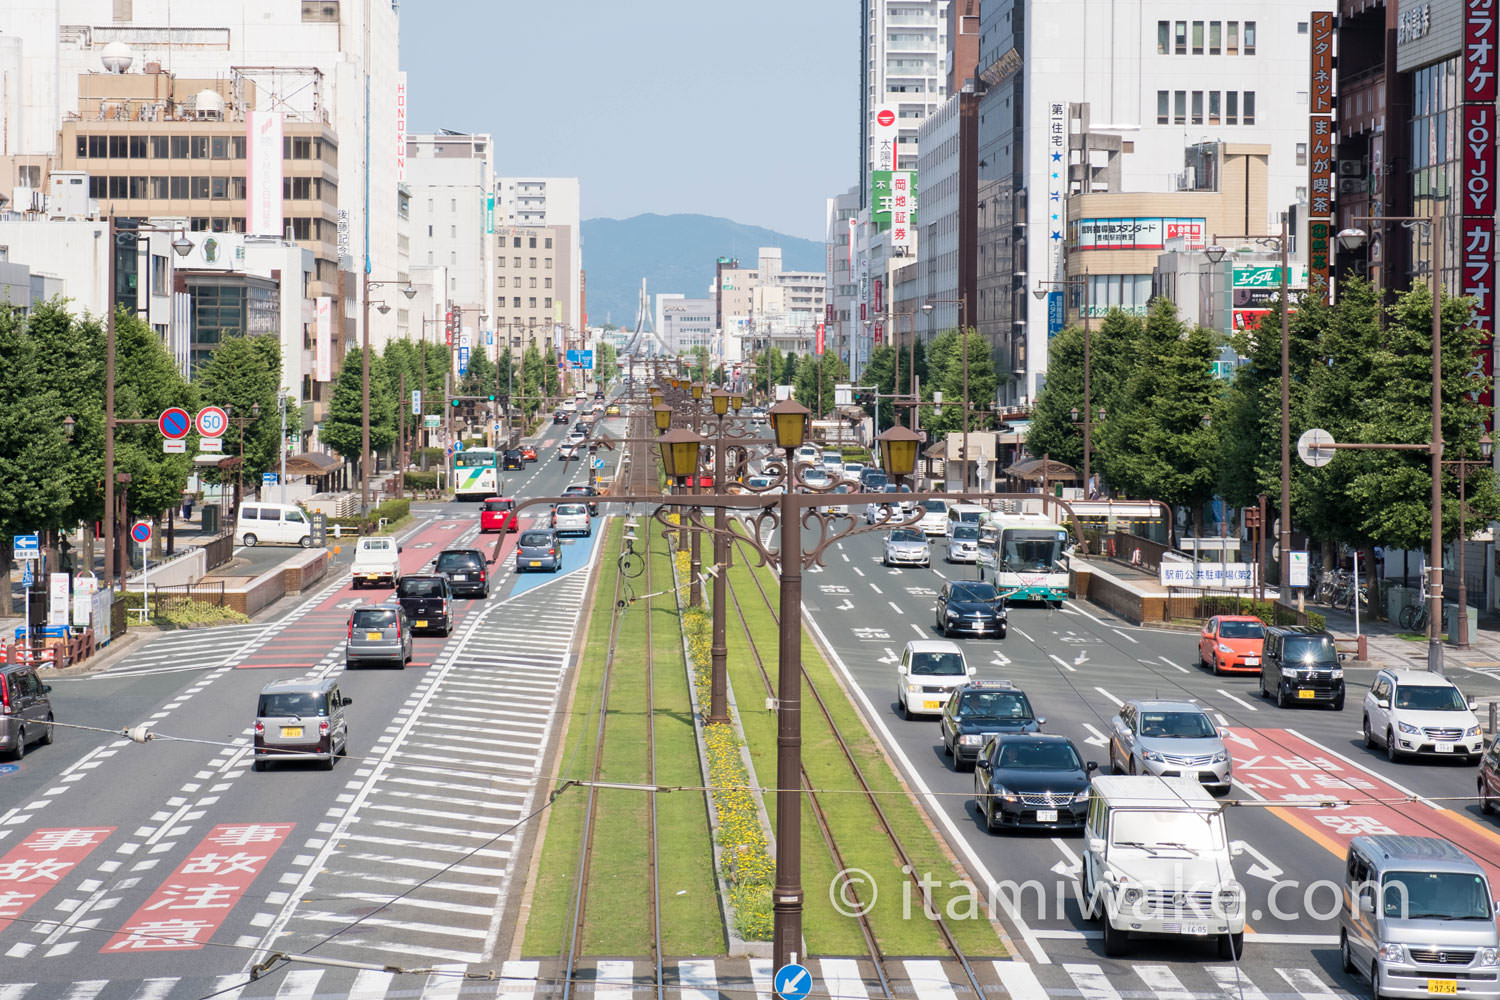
[[453, 448, 502, 501], [977, 513, 1072, 605]]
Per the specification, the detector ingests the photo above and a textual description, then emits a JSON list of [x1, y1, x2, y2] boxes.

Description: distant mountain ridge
[[581, 213, 826, 329]]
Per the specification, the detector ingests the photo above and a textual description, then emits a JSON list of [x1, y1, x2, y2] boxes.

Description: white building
[[406, 132, 495, 352], [717, 248, 828, 362], [860, 0, 951, 182], [975, 0, 1311, 402], [659, 295, 715, 355], [0, 0, 407, 351], [494, 176, 582, 332]]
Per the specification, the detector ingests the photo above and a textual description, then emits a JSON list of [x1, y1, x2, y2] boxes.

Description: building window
[[190, 136, 209, 159], [1243, 91, 1255, 124], [513, 237, 521, 248], [1189, 91, 1202, 124], [211, 137, 230, 159], [191, 176, 210, 199], [544, 298, 552, 309], [89, 176, 106, 198], [108, 135, 128, 158], [496, 253, 504, 267], [231, 176, 246, 199], [1174, 21, 1186, 53], [150, 135, 169, 158], [233, 136, 245, 158], [544, 257, 552, 269], [1226, 91, 1239, 124], [1174, 91, 1187, 124], [1157, 21, 1169, 54], [528, 257, 537, 268], [1191, 21, 1204, 54], [1208, 91, 1221, 124], [1296, 142, 1307, 165], [171, 136, 189, 159], [1209, 22, 1221, 54], [512, 296, 521, 308], [545, 237, 553, 249], [529, 277, 537, 289], [1244, 21, 1256, 54], [450, 198, 456, 211], [1227, 22, 1239, 55], [150, 175, 169, 198], [1157, 91, 1170, 124], [301, 0, 339, 22], [1298, 20, 1308, 33], [289, 217, 311, 240], [211, 177, 229, 199], [170, 176, 189, 199], [210, 217, 228, 233], [288, 136, 312, 160], [513, 256, 520, 266], [544, 277, 552, 289], [513, 277, 521, 288]]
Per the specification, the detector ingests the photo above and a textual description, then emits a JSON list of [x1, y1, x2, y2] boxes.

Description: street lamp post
[[1032, 273, 1093, 491], [923, 295, 969, 491], [360, 280, 418, 530], [689, 382, 706, 608], [707, 387, 736, 725], [1336, 205, 1445, 673]]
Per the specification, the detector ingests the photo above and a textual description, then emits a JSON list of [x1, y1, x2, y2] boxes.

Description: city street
[[0, 426, 609, 999]]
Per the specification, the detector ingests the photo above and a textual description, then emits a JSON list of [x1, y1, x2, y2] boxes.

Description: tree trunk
[[0, 547, 11, 618]]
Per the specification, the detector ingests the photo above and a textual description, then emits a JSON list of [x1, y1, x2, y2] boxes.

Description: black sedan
[[935, 580, 1007, 638], [973, 733, 1096, 832], [940, 681, 1043, 769], [562, 483, 601, 515]]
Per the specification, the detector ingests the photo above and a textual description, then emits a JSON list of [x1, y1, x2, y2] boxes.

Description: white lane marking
[[911, 623, 926, 635], [820, 959, 868, 1000], [1094, 686, 1123, 706], [1062, 600, 1111, 626], [889, 600, 904, 614], [1064, 964, 1121, 1000], [1012, 627, 1035, 643], [1048, 653, 1077, 673], [59, 984, 111, 1000], [1110, 628, 1138, 644], [749, 958, 775, 1000], [1159, 655, 1190, 674], [853, 567, 866, 577], [903, 960, 960, 1000], [1216, 688, 1260, 712], [1206, 966, 1269, 1000], [1278, 968, 1342, 997], [869, 583, 882, 594], [992, 961, 1047, 1000], [1135, 965, 1192, 1000], [1080, 723, 1109, 748]]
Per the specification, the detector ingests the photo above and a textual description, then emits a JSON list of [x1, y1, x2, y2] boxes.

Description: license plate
[[1035, 809, 1059, 822], [281, 727, 302, 738], [1429, 981, 1458, 995], [530, 561, 542, 567], [366, 574, 379, 581], [923, 700, 942, 710], [1183, 923, 1209, 936], [365, 632, 381, 641], [1436, 741, 1454, 752], [1297, 689, 1316, 699], [1245, 656, 1260, 665], [416, 620, 427, 628], [453, 574, 468, 580]]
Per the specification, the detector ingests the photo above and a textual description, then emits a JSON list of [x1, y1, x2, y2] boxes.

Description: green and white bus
[[453, 448, 501, 501]]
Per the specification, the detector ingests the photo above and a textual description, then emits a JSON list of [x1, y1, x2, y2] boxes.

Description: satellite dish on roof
[[101, 42, 134, 74]]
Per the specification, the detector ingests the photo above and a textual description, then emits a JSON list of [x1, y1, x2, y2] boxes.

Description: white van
[[1080, 774, 1246, 959], [946, 503, 988, 535], [235, 502, 315, 548]]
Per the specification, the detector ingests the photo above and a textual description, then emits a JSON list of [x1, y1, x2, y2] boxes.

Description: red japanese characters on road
[[0, 827, 113, 932], [103, 822, 293, 953]]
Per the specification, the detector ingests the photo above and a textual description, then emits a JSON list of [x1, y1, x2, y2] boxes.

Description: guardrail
[[201, 531, 235, 571], [0, 629, 97, 669]]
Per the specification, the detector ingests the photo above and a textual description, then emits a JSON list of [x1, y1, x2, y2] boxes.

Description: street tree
[[921, 328, 999, 435], [321, 345, 395, 480], [195, 333, 282, 484], [793, 352, 847, 418], [1028, 311, 1146, 483]]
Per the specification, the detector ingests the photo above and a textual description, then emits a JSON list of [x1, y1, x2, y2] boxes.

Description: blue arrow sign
[[774, 964, 812, 1000], [0, 763, 18, 777], [13, 534, 39, 560]]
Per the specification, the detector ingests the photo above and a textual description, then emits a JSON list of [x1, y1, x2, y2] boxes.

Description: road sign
[[263, 473, 278, 486], [158, 407, 192, 440], [452, 441, 465, 453], [411, 390, 421, 416], [424, 415, 441, 429], [593, 457, 605, 470], [13, 534, 39, 561], [195, 406, 229, 438], [20, 565, 32, 588], [130, 521, 152, 544], [200, 437, 223, 453], [774, 964, 813, 1000], [163, 439, 187, 454], [492, 422, 501, 432], [1297, 427, 1336, 467]]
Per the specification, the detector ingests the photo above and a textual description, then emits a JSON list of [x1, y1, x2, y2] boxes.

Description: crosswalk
[[0, 955, 1364, 1000]]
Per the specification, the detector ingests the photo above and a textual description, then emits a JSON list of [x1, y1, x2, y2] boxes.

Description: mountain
[[581, 213, 826, 330]]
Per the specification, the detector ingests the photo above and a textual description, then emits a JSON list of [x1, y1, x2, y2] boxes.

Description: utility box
[[200, 505, 220, 535], [1445, 603, 1479, 643], [1386, 585, 1413, 623]]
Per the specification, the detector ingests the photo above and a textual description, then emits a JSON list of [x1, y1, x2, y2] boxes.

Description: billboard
[[315, 296, 332, 382], [870, 170, 920, 227], [395, 72, 408, 183], [1307, 12, 1335, 301], [245, 111, 283, 237], [1074, 217, 1206, 250], [1463, 0, 1497, 428]]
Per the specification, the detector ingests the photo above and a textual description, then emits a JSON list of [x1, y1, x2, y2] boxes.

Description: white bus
[[977, 513, 1072, 605], [453, 448, 501, 501]]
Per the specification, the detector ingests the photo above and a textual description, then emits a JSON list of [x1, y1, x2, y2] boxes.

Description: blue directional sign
[[593, 457, 605, 470], [0, 763, 18, 777], [20, 564, 32, 587], [263, 473, 278, 486], [458, 345, 471, 376], [13, 534, 39, 561], [774, 964, 812, 1000]]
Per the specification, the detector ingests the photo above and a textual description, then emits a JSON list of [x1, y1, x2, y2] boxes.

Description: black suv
[[433, 548, 492, 599], [502, 449, 525, 470], [1259, 625, 1345, 709], [939, 680, 1043, 769], [553, 410, 569, 424], [562, 483, 600, 515], [394, 575, 453, 636]]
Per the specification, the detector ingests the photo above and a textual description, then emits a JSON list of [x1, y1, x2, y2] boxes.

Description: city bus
[[453, 448, 502, 501], [977, 512, 1072, 605]]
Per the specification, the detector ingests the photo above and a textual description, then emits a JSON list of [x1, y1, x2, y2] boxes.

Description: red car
[[479, 497, 518, 533], [521, 445, 538, 462], [1198, 614, 1266, 674]]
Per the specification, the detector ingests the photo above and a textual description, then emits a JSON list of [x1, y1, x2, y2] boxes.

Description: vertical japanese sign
[[873, 320, 884, 345], [815, 323, 825, 355], [1048, 102, 1066, 282], [872, 104, 898, 173], [847, 217, 856, 271], [245, 111, 284, 237], [395, 72, 407, 183], [485, 192, 495, 234], [890, 171, 915, 254], [873, 277, 884, 314], [1307, 12, 1335, 302], [315, 296, 332, 382], [1463, 0, 1497, 427]]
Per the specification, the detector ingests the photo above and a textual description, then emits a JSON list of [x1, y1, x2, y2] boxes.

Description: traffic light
[[487, 394, 496, 401], [451, 399, 461, 407]]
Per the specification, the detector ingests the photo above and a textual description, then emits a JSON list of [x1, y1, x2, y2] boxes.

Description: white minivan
[[236, 502, 315, 548]]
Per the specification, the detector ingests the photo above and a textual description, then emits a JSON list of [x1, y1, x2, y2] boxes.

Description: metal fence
[[201, 531, 235, 571]]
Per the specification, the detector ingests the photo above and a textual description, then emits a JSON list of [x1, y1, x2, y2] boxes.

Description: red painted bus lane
[[102, 822, 293, 953], [0, 827, 113, 932], [1231, 727, 1500, 885]]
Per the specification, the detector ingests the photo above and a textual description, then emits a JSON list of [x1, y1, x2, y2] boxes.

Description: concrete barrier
[[123, 546, 206, 589], [220, 548, 332, 617]]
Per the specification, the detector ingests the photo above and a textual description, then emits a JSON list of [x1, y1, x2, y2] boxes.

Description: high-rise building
[[493, 223, 572, 355], [494, 176, 582, 333], [859, 0, 951, 195], [406, 131, 495, 351]]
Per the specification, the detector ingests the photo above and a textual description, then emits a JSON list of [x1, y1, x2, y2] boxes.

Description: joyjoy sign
[[1463, 0, 1497, 429]]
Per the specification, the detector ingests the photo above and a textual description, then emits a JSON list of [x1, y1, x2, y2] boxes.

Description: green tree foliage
[[921, 328, 999, 434], [781, 352, 798, 385], [26, 302, 108, 534], [114, 310, 199, 519], [194, 333, 281, 484], [793, 352, 848, 418], [594, 340, 617, 389], [458, 347, 496, 398], [321, 345, 394, 469], [860, 345, 898, 428], [1029, 311, 1148, 481]]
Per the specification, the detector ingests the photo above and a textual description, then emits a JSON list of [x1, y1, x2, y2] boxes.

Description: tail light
[[0, 674, 9, 714], [347, 618, 353, 642], [318, 720, 330, 737], [393, 618, 402, 640], [254, 720, 264, 735], [549, 548, 558, 556], [478, 568, 487, 581]]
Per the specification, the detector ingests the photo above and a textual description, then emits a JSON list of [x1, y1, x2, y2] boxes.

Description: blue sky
[[400, 1, 855, 241]]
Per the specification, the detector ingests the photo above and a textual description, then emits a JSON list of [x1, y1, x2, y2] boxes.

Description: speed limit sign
[[195, 406, 229, 438]]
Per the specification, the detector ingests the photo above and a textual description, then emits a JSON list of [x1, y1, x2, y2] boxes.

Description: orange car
[[1198, 614, 1266, 674], [520, 445, 538, 462]]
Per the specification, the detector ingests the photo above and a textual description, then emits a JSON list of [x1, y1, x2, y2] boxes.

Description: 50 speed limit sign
[[195, 406, 229, 438]]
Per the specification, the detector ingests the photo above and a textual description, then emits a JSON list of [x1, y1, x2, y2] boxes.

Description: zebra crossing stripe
[[1063, 964, 1121, 1000], [902, 961, 959, 1000], [499, 960, 540, 999], [678, 959, 719, 1000], [819, 958, 867, 1000], [1206, 966, 1270, 1000], [272, 968, 322, 1000], [1135, 965, 1192, 1000], [592, 960, 635, 1000], [346, 969, 392, 1000], [991, 960, 1046, 1000]]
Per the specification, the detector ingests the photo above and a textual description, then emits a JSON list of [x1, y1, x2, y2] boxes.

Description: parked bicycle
[[1398, 600, 1429, 632]]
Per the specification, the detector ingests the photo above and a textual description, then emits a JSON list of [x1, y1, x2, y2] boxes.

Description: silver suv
[[1107, 699, 1232, 795]]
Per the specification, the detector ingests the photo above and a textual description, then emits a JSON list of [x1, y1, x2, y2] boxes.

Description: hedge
[[404, 470, 440, 491], [326, 497, 411, 529]]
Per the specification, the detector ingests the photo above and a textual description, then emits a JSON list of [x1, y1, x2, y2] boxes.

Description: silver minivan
[[252, 677, 352, 771], [0, 662, 54, 759], [1340, 835, 1500, 999], [345, 602, 412, 669]]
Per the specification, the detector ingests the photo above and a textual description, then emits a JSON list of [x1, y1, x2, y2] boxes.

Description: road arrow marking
[[1049, 653, 1077, 673], [1222, 729, 1260, 750], [1051, 838, 1082, 877], [1080, 723, 1109, 748], [1073, 651, 1089, 667], [992, 651, 1011, 667], [878, 647, 899, 665], [1159, 655, 1189, 674], [1216, 688, 1259, 712], [1231, 840, 1284, 883], [837, 599, 855, 611]]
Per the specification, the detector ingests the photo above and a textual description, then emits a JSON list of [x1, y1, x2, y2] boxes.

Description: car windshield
[[1110, 811, 1224, 852], [1220, 620, 1264, 639], [922, 500, 948, 515], [436, 553, 479, 570], [1381, 871, 1492, 920], [910, 652, 966, 676], [556, 504, 586, 516], [890, 529, 925, 543], [398, 578, 445, 596], [360, 539, 392, 551], [351, 609, 396, 628], [1394, 684, 1469, 712], [993, 741, 1080, 770], [960, 691, 1032, 721], [864, 473, 889, 489], [952, 525, 980, 541], [258, 692, 328, 717], [1284, 635, 1337, 664], [1138, 710, 1217, 738], [950, 582, 999, 602], [1000, 528, 1066, 571], [520, 531, 553, 547]]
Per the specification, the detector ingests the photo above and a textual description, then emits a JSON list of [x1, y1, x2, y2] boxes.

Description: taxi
[[479, 496, 518, 533], [1198, 614, 1266, 674]]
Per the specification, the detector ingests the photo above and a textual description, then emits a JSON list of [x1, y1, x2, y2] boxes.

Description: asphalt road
[[0, 415, 622, 998]]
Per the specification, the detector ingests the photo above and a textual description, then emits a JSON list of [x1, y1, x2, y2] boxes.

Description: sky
[[399, 0, 855, 242]]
